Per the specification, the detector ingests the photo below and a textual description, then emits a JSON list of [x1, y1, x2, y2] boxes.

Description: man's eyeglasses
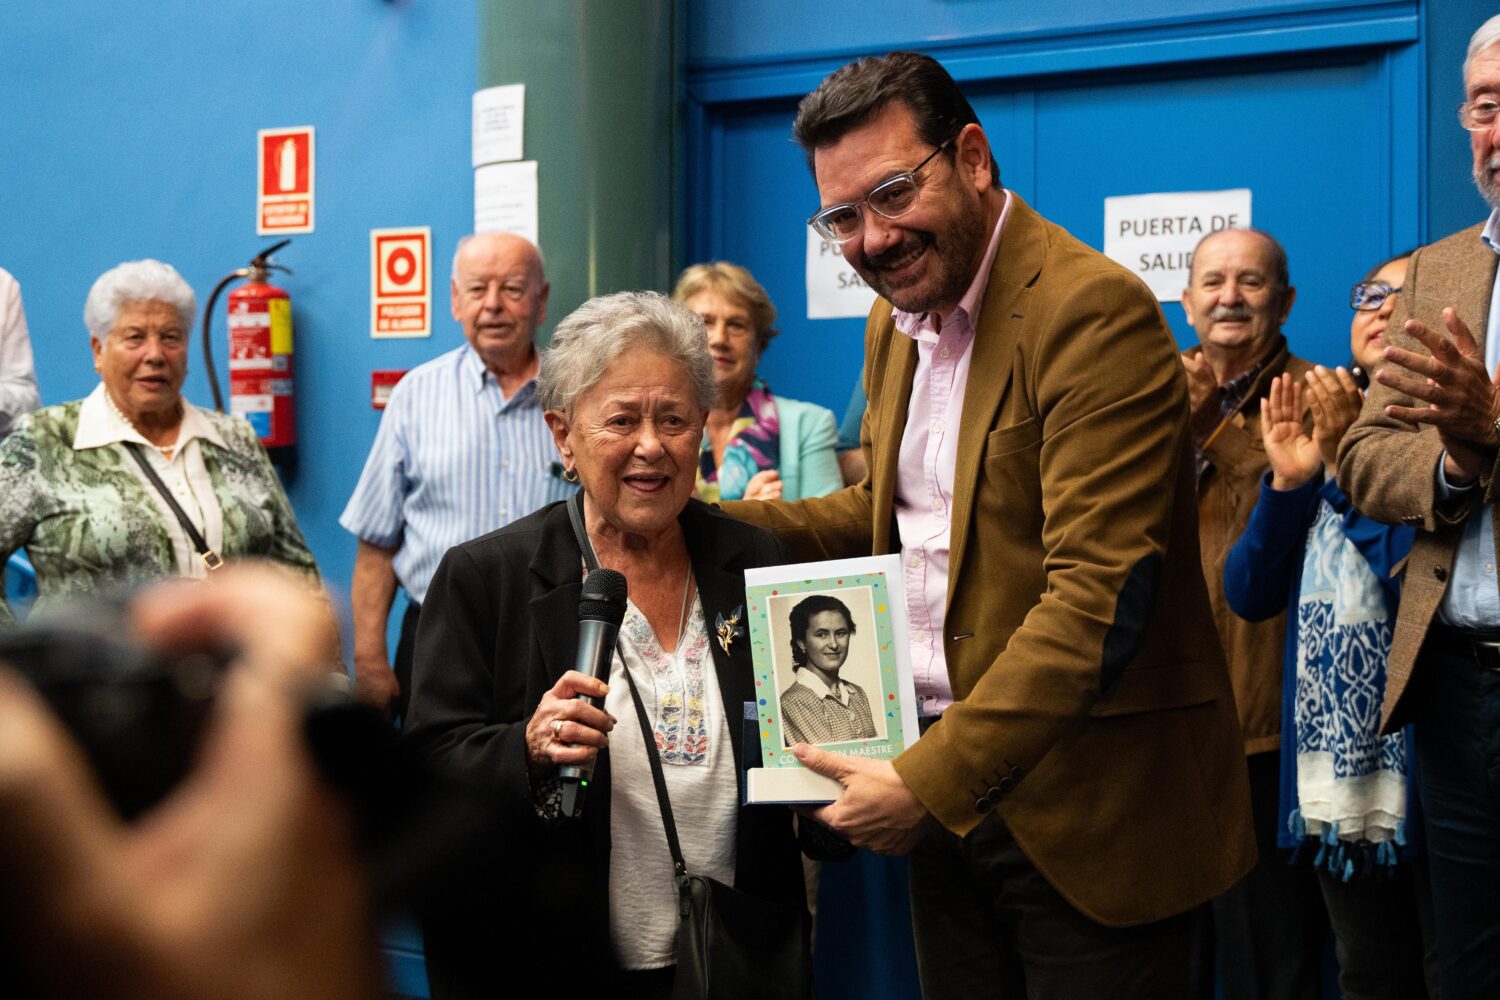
[[1458, 99, 1500, 131], [808, 137, 955, 245], [1350, 280, 1401, 311]]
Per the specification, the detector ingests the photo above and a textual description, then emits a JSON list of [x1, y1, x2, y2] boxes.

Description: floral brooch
[[715, 605, 746, 655]]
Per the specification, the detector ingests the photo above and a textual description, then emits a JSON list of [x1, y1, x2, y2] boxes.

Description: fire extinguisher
[[201, 240, 295, 449]]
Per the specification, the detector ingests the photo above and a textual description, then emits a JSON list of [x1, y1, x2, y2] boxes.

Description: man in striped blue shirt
[[341, 232, 576, 721]]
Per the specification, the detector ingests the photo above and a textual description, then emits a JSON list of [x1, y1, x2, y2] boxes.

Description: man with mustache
[[1340, 14, 1500, 996], [341, 232, 575, 723], [726, 51, 1253, 997], [1179, 228, 1324, 997]]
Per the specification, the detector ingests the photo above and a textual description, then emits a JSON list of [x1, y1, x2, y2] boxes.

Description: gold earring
[[562, 466, 580, 484]]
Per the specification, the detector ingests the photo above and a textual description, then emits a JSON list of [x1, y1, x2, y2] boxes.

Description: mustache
[[862, 233, 932, 270], [1209, 304, 1254, 322]]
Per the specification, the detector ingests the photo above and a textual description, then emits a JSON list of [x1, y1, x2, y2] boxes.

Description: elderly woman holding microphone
[[404, 291, 808, 999], [0, 259, 315, 623]]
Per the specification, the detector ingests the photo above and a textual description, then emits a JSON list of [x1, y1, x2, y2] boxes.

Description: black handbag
[[566, 494, 812, 1000], [620, 665, 812, 1000]]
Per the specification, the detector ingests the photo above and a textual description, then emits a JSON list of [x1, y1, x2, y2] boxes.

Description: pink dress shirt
[[890, 192, 1011, 716]]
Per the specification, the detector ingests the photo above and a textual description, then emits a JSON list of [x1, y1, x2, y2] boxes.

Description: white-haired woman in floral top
[[0, 259, 315, 624]]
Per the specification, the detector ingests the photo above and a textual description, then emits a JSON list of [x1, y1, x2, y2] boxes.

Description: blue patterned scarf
[[1290, 497, 1409, 878]]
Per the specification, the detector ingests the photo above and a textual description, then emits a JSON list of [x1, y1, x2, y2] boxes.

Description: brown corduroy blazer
[[1191, 340, 1315, 756], [726, 194, 1254, 928], [1338, 223, 1496, 732]]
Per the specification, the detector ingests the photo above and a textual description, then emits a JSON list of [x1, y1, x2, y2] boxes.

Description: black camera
[[0, 608, 221, 820], [0, 601, 496, 911]]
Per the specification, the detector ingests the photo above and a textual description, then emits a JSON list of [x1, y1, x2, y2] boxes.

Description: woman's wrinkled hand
[[742, 469, 784, 501], [524, 671, 616, 775]]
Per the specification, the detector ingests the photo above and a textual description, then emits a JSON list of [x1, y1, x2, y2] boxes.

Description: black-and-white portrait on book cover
[[767, 587, 887, 748]]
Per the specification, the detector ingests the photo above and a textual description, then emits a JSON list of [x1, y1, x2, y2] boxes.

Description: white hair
[[539, 291, 716, 415], [83, 260, 196, 341], [1466, 14, 1500, 83], [450, 232, 546, 282]]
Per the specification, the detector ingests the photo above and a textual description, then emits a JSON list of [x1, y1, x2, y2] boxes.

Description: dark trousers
[[1316, 860, 1435, 1000], [1410, 626, 1500, 999], [394, 600, 420, 725], [908, 811, 1192, 999], [1209, 750, 1327, 1000]]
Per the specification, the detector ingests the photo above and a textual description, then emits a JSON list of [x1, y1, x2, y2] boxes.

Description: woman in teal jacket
[[674, 262, 842, 502]]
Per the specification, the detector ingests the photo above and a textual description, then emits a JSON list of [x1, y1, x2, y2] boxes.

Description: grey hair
[[539, 291, 716, 415], [1467, 14, 1500, 83], [451, 231, 546, 281], [84, 260, 196, 342]]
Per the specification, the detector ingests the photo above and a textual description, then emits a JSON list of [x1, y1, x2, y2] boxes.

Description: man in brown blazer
[[1338, 15, 1500, 995], [724, 52, 1254, 997], [1180, 228, 1327, 997]]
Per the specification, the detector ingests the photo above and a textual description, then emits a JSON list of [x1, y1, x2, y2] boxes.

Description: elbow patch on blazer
[[1098, 553, 1162, 692]]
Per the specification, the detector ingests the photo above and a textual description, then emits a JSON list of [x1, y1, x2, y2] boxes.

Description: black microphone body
[[559, 568, 627, 818]]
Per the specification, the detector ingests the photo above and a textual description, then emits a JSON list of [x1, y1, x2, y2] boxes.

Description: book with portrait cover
[[740, 554, 919, 805]]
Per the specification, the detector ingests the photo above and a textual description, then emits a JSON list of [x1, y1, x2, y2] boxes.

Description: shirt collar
[[458, 342, 539, 402], [1482, 208, 1500, 254], [892, 188, 1011, 342], [73, 383, 227, 453], [1220, 358, 1269, 409], [793, 667, 850, 706]]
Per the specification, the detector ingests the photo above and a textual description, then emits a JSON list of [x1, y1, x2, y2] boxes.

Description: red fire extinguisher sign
[[257, 126, 315, 235]]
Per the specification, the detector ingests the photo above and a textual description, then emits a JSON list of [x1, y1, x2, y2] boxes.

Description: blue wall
[[686, 0, 1497, 424], [4, 0, 1492, 617], [0, 0, 478, 618], [1427, 1, 1496, 239]]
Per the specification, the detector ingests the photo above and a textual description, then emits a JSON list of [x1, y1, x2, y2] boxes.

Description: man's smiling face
[[813, 102, 989, 316]]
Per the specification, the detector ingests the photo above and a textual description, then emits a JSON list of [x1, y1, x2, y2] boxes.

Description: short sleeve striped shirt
[[339, 344, 577, 603]]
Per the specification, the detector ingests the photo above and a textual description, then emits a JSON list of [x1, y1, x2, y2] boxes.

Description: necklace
[[103, 388, 180, 460], [671, 560, 694, 657]]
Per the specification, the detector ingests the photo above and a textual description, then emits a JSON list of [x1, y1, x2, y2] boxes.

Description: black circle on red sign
[[386, 247, 417, 286]]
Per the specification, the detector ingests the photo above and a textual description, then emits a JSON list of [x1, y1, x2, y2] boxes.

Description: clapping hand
[[1261, 374, 1321, 491], [1181, 351, 1222, 443], [1377, 308, 1500, 483], [1304, 365, 1364, 471]]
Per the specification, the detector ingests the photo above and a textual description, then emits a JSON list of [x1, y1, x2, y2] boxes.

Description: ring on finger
[[551, 718, 564, 739]]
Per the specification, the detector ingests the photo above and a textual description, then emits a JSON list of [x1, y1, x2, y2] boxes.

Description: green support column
[[478, 0, 679, 339]]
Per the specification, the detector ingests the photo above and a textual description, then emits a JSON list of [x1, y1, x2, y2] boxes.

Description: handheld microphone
[[559, 567, 628, 818]]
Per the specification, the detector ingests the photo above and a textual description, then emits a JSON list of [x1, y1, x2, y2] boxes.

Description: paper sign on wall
[[257, 126, 315, 235], [473, 84, 525, 166], [1103, 188, 1252, 301], [806, 229, 878, 319], [370, 227, 432, 339], [475, 161, 539, 246]]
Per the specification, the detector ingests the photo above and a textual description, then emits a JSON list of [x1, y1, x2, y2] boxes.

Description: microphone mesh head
[[579, 568, 628, 625]]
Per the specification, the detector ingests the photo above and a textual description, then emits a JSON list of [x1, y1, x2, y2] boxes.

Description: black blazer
[[403, 498, 805, 997]]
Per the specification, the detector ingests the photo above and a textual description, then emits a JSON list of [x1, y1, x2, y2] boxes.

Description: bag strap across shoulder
[[123, 441, 223, 571], [565, 491, 687, 877]]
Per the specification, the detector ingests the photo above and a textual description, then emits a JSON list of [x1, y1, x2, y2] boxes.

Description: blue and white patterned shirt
[[340, 343, 576, 604]]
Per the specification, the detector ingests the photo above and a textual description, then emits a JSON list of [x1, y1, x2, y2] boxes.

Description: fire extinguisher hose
[[200, 269, 248, 413]]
